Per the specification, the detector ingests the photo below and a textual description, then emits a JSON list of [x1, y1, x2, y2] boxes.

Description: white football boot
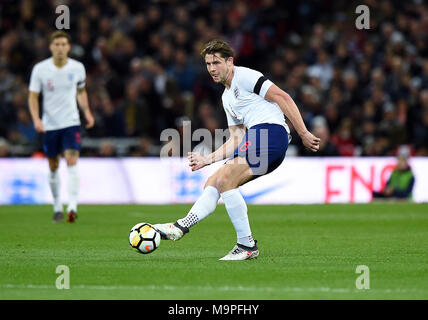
[[153, 222, 189, 241], [219, 241, 259, 261]]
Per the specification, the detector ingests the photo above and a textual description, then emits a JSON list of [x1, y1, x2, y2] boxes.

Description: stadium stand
[[0, 0, 427, 157]]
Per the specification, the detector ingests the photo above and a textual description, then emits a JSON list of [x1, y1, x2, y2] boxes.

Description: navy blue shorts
[[43, 125, 81, 158], [231, 123, 289, 177]]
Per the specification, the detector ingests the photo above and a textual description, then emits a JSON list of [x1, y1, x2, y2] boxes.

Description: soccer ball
[[129, 222, 161, 254]]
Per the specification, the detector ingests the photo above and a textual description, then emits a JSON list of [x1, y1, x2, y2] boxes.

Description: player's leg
[[154, 178, 221, 241], [218, 124, 289, 260], [155, 135, 256, 243], [173, 172, 233, 232], [217, 157, 255, 245], [48, 156, 63, 222], [154, 157, 254, 244], [43, 129, 63, 222], [215, 157, 260, 260], [64, 149, 80, 222], [62, 126, 82, 223], [176, 183, 220, 229], [154, 157, 252, 240]]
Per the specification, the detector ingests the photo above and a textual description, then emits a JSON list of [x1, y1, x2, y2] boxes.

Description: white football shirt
[[29, 57, 86, 131], [221, 66, 290, 135]]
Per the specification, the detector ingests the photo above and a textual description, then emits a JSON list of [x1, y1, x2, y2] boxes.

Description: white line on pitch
[[0, 283, 424, 294]]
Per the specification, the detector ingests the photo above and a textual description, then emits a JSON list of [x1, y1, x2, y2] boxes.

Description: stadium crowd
[[0, 0, 427, 157]]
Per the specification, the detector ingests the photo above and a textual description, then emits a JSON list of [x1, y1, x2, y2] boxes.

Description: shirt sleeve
[[237, 67, 273, 98], [28, 65, 41, 93], [77, 63, 86, 88]]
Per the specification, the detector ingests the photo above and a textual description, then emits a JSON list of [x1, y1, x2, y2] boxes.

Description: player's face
[[50, 37, 70, 60], [397, 157, 409, 170], [205, 53, 233, 84]]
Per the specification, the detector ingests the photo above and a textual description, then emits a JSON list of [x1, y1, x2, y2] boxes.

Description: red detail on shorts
[[75, 132, 81, 144], [239, 141, 252, 152]]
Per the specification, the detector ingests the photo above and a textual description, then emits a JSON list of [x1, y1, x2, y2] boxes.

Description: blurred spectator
[[0, 0, 427, 157], [331, 118, 355, 156], [119, 83, 152, 137], [307, 50, 333, 90], [342, 69, 363, 113], [372, 146, 415, 200], [98, 139, 117, 157], [412, 107, 428, 156], [167, 49, 196, 93], [301, 116, 339, 156], [0, 63, 15, 104], [91, 59, 124, 101], [98, 96, 126, 137], [14, 107, 38, 144], [112, 3, 133, 35], [0, 138, 10, 157], [192, 116, 224, 156], [377, 101, 407, 149], [129, 136, 159, 157]]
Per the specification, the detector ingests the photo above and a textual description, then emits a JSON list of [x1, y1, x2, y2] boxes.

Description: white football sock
[[238, 235, 255, 248], [66, 165, 79, 213], [49, 169, 62, 212], [221, 188, 255, 247], [177, 186, 220, 228]]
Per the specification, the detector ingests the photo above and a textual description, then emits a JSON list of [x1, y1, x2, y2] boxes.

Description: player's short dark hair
[[200, 39, 234, 59], [49, 31, 71, 44]]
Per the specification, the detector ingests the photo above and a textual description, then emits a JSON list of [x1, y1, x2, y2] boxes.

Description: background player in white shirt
[[155, 39, 320, 260], [28, 31, 94, 223]]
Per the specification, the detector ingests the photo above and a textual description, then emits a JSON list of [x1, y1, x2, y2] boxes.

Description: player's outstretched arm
[[188, 124, 246, 171], [28, 91, 45, 133], [265, 84, 320, 152], [77, 87, 95, 129]]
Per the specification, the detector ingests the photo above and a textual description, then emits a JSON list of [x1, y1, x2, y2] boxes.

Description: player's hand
[[300, 131, 320, 152], [84, 110, 95, 129], [34, 119, 45, 133], [188, 152, 209, 171]]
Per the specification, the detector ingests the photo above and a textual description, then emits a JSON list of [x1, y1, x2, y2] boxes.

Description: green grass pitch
[[0, 203, 427, 299]]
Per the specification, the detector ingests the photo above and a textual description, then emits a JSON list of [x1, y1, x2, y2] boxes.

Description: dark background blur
[[0, 0, 427, 158]]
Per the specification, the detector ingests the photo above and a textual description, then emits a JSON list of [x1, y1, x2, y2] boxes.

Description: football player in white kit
[[155, 39, 320, 260], [28, 31, 94, 223]]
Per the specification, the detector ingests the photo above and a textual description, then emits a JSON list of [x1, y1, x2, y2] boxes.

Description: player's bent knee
[[204, 175, 218, 189], [65, 155, 78, 166], [66, 159, 78, 166], [64, 150, 80, 165], [48, 159, 59, 172], [216, 168, 237, 193]]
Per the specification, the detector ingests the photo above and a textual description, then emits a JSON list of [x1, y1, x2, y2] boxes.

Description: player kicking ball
[[154, 39, 320, 260], [28, 31, 95, 223]]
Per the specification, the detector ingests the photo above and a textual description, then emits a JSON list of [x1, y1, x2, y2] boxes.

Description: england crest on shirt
[[47, 80, 54, 91]]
